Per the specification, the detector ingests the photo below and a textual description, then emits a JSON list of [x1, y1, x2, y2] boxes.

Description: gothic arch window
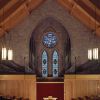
[[42, 50, 48, 77], [30, 18, 71, 77], [52, 50, 59, 77]]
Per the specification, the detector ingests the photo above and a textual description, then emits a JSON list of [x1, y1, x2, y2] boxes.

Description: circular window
[[43, 32, 57, 48]]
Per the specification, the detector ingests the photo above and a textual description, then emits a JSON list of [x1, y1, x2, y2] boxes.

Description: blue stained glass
[[42, 51, 48, 77], [52, 51, 58, 77], [43, 32, 57, 48]]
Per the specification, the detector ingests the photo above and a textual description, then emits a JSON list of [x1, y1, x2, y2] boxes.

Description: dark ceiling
[[0, 0, 9, 9], [75, 0, 100, 23], [90, 0, 100, 9], [0, 0, 100, 37]]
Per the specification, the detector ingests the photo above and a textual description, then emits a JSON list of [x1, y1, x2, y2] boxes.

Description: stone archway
[[29, 17, 71, 77]]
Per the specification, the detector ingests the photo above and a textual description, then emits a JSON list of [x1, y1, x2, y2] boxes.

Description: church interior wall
[[0, 0, 100, 71]]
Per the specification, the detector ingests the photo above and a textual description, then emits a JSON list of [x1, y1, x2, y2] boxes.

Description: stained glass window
[[42, 51, 48, 77], [43, 32, 57, 48], [52, 50, 58, 77]]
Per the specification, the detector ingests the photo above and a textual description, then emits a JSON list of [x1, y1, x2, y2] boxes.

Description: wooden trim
[[65, 75, 100, 80], [0, 75, 36, 80]]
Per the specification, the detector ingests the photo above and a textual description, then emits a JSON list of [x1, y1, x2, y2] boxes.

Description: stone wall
[[0, 0, 100, 68]]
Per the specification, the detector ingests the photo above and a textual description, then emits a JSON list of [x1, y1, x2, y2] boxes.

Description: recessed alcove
[[29, 17, 71, 77]]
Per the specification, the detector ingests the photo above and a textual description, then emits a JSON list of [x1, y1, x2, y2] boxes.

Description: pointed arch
[[30, 17, 71, 76], [52, 50, 59, 77], [42, 50, 48, 77]]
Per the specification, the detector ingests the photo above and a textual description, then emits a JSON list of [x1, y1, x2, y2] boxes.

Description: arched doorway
[[29, 17, 71, 77]]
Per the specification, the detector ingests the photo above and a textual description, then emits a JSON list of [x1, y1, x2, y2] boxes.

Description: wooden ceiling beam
[[0, 0, 10, 10], [71, 3, 99, 27], [81, 0, 100, 17], [25, 0, 46, 12], [0, 0, 45, 38], [0, 0, 100, 37], [57, 0, 100, 36], [0, 1, 18, 17], [72, 0, 100, 36], [0, 1, 26, 23], [57, 0, 74, 13], [0, 1, 29, 36], [2, 3, 29, 31], [74, 0, 100, 23]]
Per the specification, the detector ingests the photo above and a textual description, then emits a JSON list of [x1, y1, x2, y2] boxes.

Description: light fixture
[[88, 48, 98, 60], [8, 49, 13, 60], [88, 49, 92, 60], [93, 48, 98, 60], [2, 47, 7, 60]]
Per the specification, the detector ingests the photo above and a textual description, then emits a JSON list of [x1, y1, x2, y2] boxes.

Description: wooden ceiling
[[0, 0, 100, 37]]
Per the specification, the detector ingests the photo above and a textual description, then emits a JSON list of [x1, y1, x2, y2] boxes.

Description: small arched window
[[42, 50, 48, 77], [52, 50, 58, 77]]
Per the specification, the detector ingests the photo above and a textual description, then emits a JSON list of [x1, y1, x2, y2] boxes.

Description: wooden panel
[[64, 75, 100, 100], [0, 75, 36, 100], [64, 80, 73, 100]]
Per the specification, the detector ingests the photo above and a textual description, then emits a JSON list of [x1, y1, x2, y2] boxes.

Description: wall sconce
[[88, 49, 92, 60], [88, 48, 99, 60], [2, 47, 7, 60], [8, 49, 13, 60], [93, 48, 98, 60]]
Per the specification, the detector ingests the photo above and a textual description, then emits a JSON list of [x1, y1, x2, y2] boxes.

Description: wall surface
[[0, 0, 100, 68], [0, 75, 36, 100], [64, 75, 100, 100]]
